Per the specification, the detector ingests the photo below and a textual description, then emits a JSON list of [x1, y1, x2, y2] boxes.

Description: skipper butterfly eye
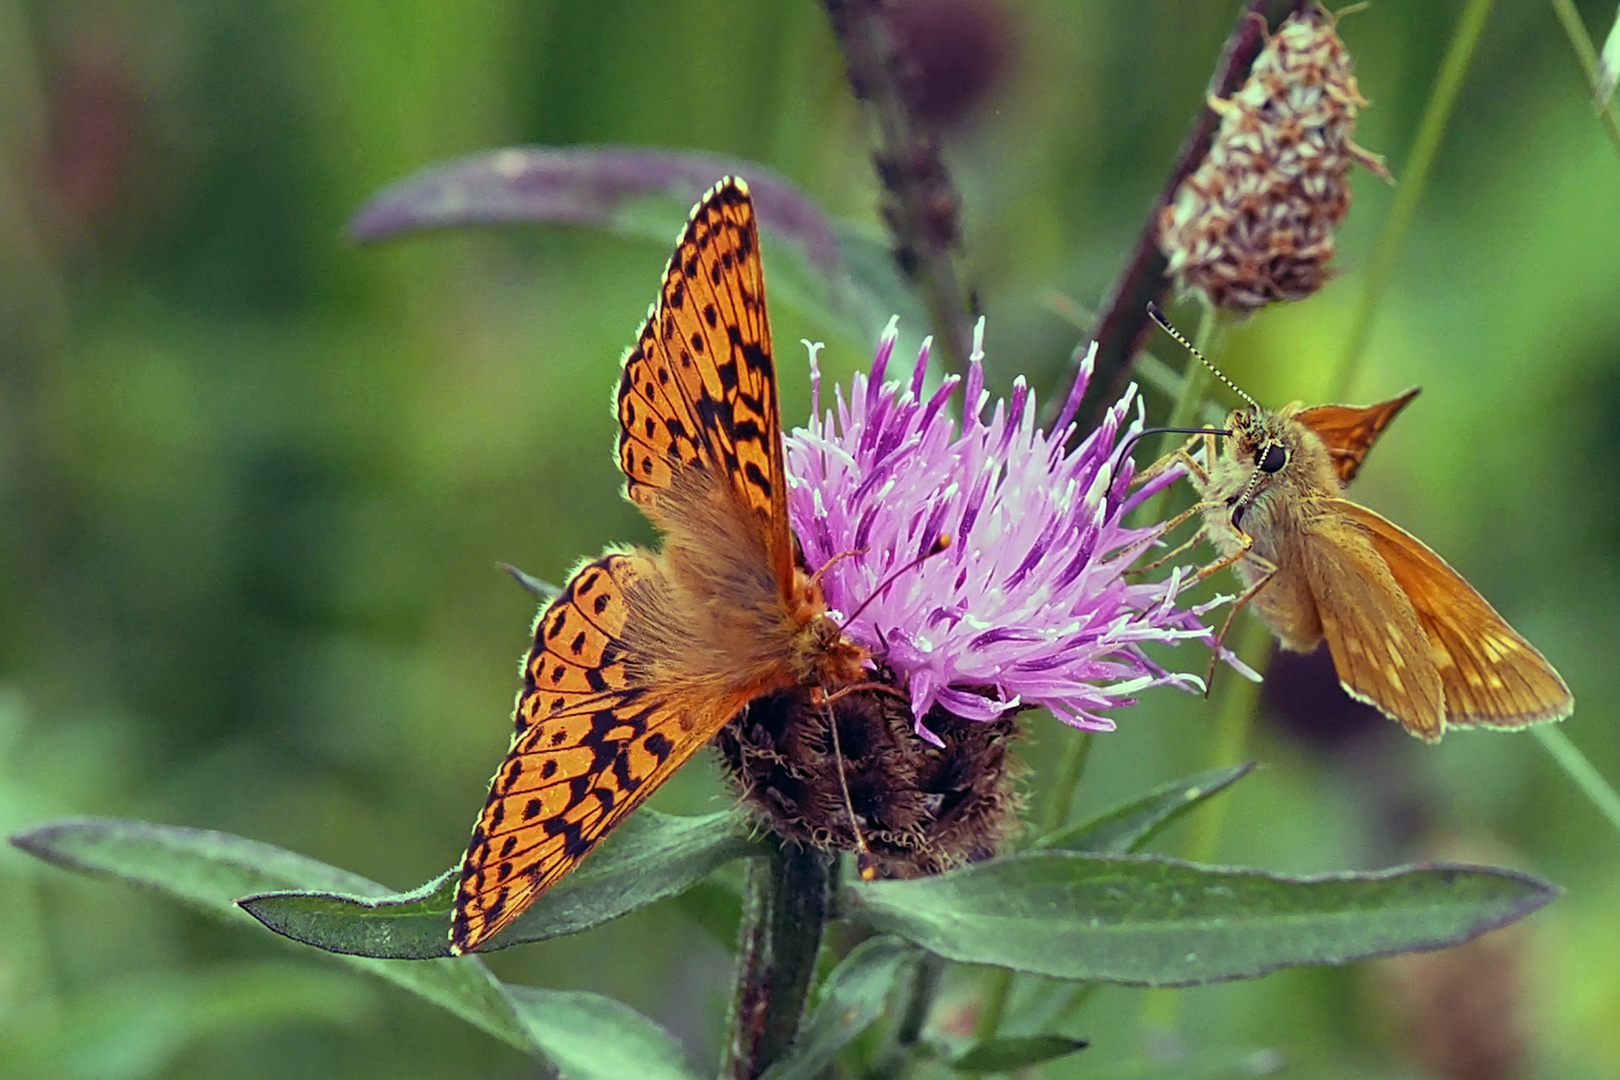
[[1258, 444, 1287, 473]]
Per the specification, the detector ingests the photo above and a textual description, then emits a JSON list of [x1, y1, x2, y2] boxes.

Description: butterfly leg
[[1201, 563, 1278, 695], [809, 546, 870, 590], [812, 680, 911, 708], [1129, 521, 1209, 576], [1190, 523, 1266, 585], [1130, 437, 1208, 490], [1129, 499, 1224, 576]]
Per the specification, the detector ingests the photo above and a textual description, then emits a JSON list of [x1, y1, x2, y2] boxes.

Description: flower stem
[[1051, 0, 1311, 431], [1039, 729, 1095, 837], [1329, 0, 1497, 399], [1533, 725, 1620, 840], [1549, 0, 1620, 158], [972, 727, 1096, 1052], [1140, 615, 1272, 1037], [821, 0, 975, 377], [1136, 303, 1230, 530], [871, 952, 945, 1080], [720, 838, 833, 1080], [1184, 616, 1274, 864]]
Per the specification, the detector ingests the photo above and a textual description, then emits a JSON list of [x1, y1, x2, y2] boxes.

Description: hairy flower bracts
[[1159, 1, 1391, 313], [784, 319, 1218, 742]]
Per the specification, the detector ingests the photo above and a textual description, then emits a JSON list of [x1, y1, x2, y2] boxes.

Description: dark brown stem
[[1049, 0, 1311, 434], [822, 0, 975, 377], [719, 838, 833, 1080]]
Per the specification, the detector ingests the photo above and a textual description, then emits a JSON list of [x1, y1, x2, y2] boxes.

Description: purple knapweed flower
[[784, 318, 1232, 743]]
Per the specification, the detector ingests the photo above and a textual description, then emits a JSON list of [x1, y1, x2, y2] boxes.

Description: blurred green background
[[2, 1, 1618, 1077]]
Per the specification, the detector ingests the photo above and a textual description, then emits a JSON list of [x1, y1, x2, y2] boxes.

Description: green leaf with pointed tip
[[1040, 763, 1256, 855], [950, 1034, 1089, 1072], [846, 851, 1557, 987], [237, 810, 757, 958], [760, 937, 919, 1080], [504, 985, 702, 1080], [345, 145, 923, 348], [11, 814, 752, 1070], [10, 817, 540, 1054]]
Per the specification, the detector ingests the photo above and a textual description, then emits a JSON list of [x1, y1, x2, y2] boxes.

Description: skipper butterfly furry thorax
[[1137, 303, 1573, 742]]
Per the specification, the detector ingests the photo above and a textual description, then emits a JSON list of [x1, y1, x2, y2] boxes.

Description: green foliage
[[949, 1034, 1090, 1073], [1039, 763, 1257, 855], [10, 817, 709, 1075], [759, 937, 919, 1080], [4, 1, 1618, 1077], [239, 811, 756, 957], [845, 852, 1556, 985]]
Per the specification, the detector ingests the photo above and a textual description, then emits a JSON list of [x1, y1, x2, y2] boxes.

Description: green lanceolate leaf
[[1040, 763, 1257, 855], [238, 810, 758, 958], [504, 986, 702, 1080], [845, 851, 1557, 987], [345, 145, 924, 347], [950, 1034, 1090, 1072], [10, 818, 540, 1054], [760, 937, 919, 1080], [11, 813, 754, 1068]]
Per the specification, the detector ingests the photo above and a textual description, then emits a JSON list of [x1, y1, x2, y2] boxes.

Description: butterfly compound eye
[[1258, 444, 1287, 473]]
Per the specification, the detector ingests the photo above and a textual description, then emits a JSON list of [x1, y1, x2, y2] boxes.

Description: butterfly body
[[1169, 387, 1573, 741], [451, 179, 865, 954]]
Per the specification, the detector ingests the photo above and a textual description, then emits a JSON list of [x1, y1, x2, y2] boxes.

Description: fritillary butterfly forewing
[[451, 179, 854, 954]]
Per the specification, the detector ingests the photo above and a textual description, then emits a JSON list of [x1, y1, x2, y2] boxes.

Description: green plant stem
[[1533, 726, 1620, 839], [971, 727, 1096, 1052], [1184, 617, 1274, 864], [1136, 304, 1230, 530], [871, 952, 945, 1080], [1330, 0, 1496, 399], [719, 838, 832, 1080], [971, 967, 1014, 1046], [1039, 730, 1095, 837], [1054, 0, 1312, 431], [1141, 615, 1272, 1036], [1549, 0, 1620, 157]]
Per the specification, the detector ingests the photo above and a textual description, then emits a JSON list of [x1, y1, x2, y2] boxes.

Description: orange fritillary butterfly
[[450, 178, 867, 954]]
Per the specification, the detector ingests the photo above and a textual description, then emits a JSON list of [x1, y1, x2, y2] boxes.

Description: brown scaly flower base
[[716, 675, 1023, 878]]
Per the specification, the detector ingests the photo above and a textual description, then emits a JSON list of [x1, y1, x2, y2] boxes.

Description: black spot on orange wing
[[612, 179, 796, 598]]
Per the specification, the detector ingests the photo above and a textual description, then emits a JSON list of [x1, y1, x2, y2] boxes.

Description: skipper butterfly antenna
[[1146, 302, 1261, 412], [839, 535, 952, 632]]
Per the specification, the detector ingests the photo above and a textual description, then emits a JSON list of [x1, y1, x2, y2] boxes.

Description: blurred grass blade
[[846, 851, 1557, 986], [950, 1034, 1089, 1073], [1039, 763, 1256, 855], [239, 811, 758, 958], [1532, 725, 1620, 838], [1600, 3, 1620, 106], [759, 936, 919, 1080], [10, 817, 544, 1055], [503, 986, 702, 1080]]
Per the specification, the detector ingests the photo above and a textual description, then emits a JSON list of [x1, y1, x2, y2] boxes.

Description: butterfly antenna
[[1146, 302, 1261, 412], [838, 535, 953, 632]]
